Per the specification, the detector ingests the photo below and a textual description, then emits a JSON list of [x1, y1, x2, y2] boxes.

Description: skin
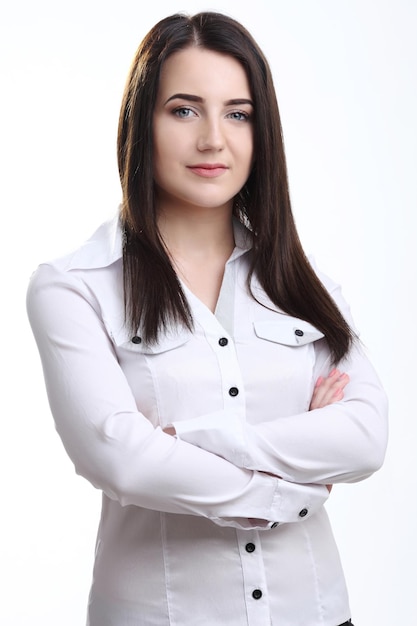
[[310, 369, 350, 411], [153, 47, 349, 490], [153, 46, 254, 313], [153, 47, 254, 219]]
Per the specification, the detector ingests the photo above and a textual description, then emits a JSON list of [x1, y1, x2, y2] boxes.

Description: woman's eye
[[173, 107, 195, 119], [228, 111, 250, 122]]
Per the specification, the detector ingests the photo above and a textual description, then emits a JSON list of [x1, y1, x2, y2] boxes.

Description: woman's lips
[[187, 164, 228, 178]]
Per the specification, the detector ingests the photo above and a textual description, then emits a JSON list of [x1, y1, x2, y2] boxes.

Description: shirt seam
[[160, 512, 174, 625]]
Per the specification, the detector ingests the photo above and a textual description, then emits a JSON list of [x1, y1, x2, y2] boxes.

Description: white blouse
[[27, 215, 388, 626]]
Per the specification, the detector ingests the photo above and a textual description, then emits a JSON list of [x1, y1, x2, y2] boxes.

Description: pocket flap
[[254, 318, 324, 346], [109, 319, 192, 354]]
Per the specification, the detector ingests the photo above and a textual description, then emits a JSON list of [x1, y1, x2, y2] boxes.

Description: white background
[[1, 0, 416, 624]]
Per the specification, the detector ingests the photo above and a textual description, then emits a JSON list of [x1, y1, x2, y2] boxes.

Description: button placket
[[236, 529, 271, 624], [208, 329, 246, 414], [183, 261, 245, 413]]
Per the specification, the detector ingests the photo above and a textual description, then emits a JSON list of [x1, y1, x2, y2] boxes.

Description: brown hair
[[118, 11, 354, 363]]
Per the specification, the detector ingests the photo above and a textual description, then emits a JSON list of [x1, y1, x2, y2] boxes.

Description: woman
[[27, 11, 388, 626]]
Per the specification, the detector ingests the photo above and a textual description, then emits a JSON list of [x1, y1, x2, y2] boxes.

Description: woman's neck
[[156, 204, 236, 313], [157, 205, 235, 260]]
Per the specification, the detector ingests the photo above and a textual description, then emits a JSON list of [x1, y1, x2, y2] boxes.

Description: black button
[[229, 387, 239, 397], [245, 542, 256, 553], [252, 589, 262, 600], [131, 336, 142, 344], [299, 508, 308, 518], [270, 522, 279, 529], [294, 329, 304, 337], [218, 337, 228, 347]]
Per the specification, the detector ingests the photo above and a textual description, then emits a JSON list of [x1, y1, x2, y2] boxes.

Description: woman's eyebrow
[[164, 93, 254, 106]]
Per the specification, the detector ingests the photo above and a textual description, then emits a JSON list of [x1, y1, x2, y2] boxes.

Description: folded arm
[[27, 263, 330, 527], [171, 278, 388, 485]]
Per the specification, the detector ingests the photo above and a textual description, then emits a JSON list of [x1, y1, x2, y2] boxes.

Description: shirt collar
[[229, 216, 253, 262], [65, 213, 123, 271], [63, 211, 253, 272]]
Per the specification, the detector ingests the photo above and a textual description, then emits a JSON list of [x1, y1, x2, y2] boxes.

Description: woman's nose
[[197, 118, 225, 151]]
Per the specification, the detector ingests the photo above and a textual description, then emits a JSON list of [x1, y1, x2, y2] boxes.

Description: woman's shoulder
[[307, 254, 340, 295], [27, 213, 124, 312], [31, 214, 123, 279], [307, 255, 355, 329]]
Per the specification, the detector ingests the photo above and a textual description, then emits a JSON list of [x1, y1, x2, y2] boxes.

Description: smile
[[187, 164, 228, 178]]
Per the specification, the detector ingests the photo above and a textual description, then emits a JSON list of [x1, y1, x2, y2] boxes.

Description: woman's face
[[152, 46, 254, 215]]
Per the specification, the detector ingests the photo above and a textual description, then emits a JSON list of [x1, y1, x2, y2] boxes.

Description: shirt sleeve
[[26, 263, 329, 526], [173, 274, 389, 485]]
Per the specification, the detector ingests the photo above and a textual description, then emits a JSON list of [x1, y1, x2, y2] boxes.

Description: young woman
[[27, 12, 388, 626]]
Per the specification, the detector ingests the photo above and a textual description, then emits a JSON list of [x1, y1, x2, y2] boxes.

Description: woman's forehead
[[157, 47, 251, 102]]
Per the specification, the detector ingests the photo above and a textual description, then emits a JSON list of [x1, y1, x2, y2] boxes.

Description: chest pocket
[[248, 317, 325, 417], [109, 323, 192, 355], [106, 320, 194, 426], [253, 318, 324, 346]]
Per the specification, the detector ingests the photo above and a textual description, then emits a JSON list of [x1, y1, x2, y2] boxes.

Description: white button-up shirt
[[27, 216, 388, 626]]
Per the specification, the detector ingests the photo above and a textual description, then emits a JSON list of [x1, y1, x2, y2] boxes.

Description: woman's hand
[[309, 369, 349, 411], [310, 368, 350, 494], [163, 426, 176, 436]]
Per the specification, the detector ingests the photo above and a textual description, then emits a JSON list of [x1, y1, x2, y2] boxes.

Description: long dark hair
[[118, 11, 354, 363]]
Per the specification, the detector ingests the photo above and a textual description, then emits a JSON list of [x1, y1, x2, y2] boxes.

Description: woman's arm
[[27, 263, 329, 526], [171, 279, 388, 485]]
